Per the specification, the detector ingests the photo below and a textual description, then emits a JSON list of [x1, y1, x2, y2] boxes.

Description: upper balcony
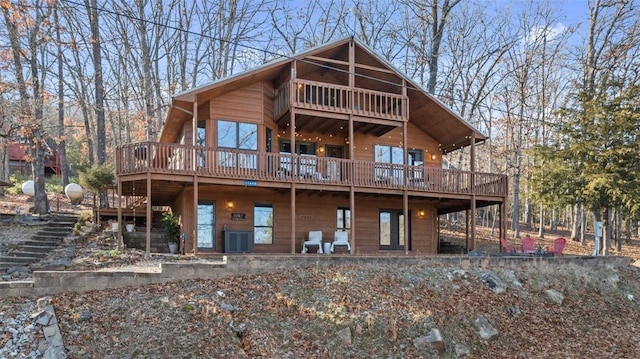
[[116, 142, 507, 200], [274, 79, 407, 122]]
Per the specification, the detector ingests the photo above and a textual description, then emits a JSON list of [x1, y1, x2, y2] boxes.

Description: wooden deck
[[116, 142, 507, 198]]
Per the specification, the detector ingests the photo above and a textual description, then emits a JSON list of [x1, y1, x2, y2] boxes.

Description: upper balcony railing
[[117, 142, 507, 198], [274, 79, 407, 121]]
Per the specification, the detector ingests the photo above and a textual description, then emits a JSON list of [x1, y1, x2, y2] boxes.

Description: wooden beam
[[355, 63, 396, 74], [306, 55, 349, 66]]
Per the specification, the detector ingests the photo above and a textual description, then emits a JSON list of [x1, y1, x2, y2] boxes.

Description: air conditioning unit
[[223, 231, 253, 253]]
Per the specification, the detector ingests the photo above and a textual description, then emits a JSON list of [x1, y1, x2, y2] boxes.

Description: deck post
[[291, 182, 296, 254], [116, 175, 122, 250], [470, 131, 477, 250], [193, 177, 198, 256], [146, 172, 152, 258], [403, 119, 408, 254], [192, 100, 198, 256], [350, 186, 355, 254]]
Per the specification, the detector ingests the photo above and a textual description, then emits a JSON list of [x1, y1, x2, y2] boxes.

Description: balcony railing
[[117, 142, 507, 197], [274, 79, 407, 121]]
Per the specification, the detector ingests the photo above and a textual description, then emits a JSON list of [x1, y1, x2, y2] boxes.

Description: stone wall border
[[0, 255, 631, 298]]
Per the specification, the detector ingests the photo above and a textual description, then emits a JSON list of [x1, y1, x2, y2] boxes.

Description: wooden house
[[114, 37, 508, 255]]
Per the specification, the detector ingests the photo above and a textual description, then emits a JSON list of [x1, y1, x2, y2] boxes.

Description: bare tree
[[84, 0, 107, 165], [0, 1, 53, 214], [54, 2, 70, 188]]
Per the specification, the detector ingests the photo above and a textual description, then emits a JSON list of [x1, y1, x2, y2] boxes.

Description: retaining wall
[[0, 255, 631, 298]]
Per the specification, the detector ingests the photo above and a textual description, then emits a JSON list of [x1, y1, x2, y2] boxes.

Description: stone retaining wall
[[0, 255, 631, 298]]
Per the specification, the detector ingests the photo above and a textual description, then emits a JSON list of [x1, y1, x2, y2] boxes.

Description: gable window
[[217, 120, 258, 169], [254, 204, 273, 244]]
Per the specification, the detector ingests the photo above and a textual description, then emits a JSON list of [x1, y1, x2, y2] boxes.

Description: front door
[[379, 209, 411, 250], [197, 201, 215, 249]]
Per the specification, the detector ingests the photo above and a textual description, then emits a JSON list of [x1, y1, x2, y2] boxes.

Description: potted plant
[[161, 210, 180, 254]]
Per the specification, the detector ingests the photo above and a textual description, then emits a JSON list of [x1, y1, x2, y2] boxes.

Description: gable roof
[[163, 36, 486, 154]]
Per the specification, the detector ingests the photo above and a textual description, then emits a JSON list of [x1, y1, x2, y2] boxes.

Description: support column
[[192, 99, 199, 255], [402, 120, 409, 254], [145, 173, 152, 258], [116, 176, 122, 250], [193, 177, 198, 255], [291, 183, 296, 253], [350, 187, 355, 254], [470, 131, 477, 250], [403, 191, 409, 254], [465, 209, 470, 250]]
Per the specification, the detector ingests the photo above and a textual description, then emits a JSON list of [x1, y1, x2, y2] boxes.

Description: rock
[[78, 310, 92, 322], [413, 328, 446, 353], [336, 327, 352, 345], [544, 289, 564, 305], [605, 274, 619, 288], [479, 272, 507, 294], [507, 306, 522, 316], [501, 270, 523, 289], [228, 320, 246, 336], [452, 269, 469, 279], [34, 311, 54, 326], [474, 316, 499, 340], [219, 302, 239, 312], [6, 266, 30, 275], [454, 342, 471, 357], [43, 345, 67, 359], [57, 257, 71, 267]]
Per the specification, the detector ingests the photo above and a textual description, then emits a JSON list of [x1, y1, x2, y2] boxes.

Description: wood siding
[[177, 185, 437, 255]]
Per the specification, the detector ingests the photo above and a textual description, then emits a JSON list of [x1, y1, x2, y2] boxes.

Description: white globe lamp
[[65, 183, 84, 202], [21, 180, 35, 197]]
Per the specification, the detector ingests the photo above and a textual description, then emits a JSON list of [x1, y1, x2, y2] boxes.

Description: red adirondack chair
[[546, 237, 567, 256], [522, 235, 536, 254], [500, 238, 516, 253]]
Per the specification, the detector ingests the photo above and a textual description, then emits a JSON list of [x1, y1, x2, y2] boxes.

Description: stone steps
[[0, 214, 76, 272]]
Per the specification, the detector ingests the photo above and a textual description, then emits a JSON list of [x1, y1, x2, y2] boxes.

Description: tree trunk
[[580, 204, 587, 245], [54, 3, 69, 188], [601, 208, 610, 256], [538, 205, 544, 238], [86, 0, 106, 166], [571, 202, 580, 240]]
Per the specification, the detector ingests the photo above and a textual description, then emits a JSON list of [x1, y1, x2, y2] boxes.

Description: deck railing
[[117, 143, 507, 197], [274, 79, 407, 121]]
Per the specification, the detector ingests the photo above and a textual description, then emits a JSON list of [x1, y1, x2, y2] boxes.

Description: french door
[[379, 209, 411, 250], [197, 201, 216, 249]]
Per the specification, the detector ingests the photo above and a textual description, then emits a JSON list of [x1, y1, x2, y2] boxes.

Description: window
[[375, 145, 404, 164], [337, 208, 351, 231], [254, 204, 273, 244], [197, 121, 207, 167], [217, 120, 258, 169], [408, 149, 423, 166], [280, 140, 316, 155], [374, 145, 404, 183]]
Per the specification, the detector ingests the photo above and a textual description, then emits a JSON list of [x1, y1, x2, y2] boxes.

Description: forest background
[[0, 0, 639, 255]]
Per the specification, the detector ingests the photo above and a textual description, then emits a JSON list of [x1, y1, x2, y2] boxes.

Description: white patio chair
[[302, 230, 323, 253], [331, 231, 351, 253]]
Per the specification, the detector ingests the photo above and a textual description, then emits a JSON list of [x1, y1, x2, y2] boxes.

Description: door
[[197, 201, 215, 249], [379, 209, 411, 250]]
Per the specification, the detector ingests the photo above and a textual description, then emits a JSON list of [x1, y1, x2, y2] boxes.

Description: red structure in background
[[7, 142, 61, 176]]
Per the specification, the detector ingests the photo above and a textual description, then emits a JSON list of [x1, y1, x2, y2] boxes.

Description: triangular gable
[[163, 36, 486, 153]]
